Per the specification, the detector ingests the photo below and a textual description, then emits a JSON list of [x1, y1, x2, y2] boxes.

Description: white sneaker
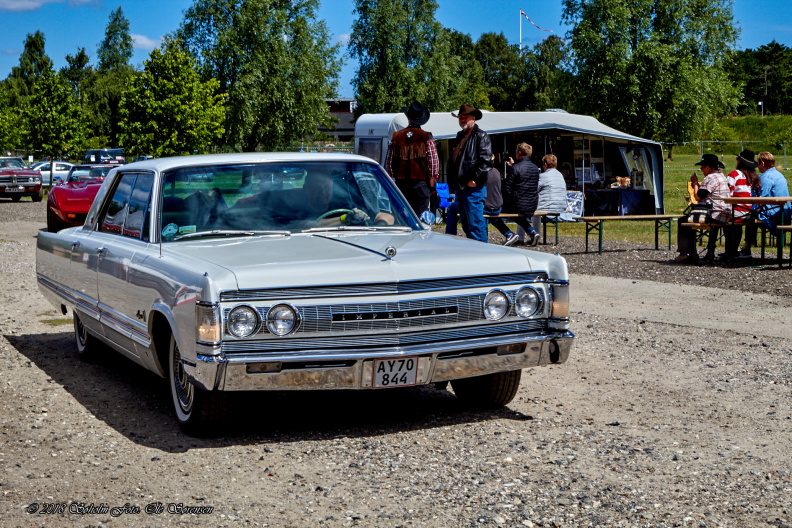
[[504, 233, 519, 246], [529, 234, 539, 247]]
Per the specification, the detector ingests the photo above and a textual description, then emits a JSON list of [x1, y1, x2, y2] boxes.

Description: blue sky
[[1, 0, 791, 98]]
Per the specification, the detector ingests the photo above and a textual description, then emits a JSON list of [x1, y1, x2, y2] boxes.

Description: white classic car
[[36, 153, 573, 434]]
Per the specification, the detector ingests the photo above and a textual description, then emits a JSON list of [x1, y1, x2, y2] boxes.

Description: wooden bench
[[482, 211, 562, 245], [682, 220, 791, 268], [574, 215, 677, 254]]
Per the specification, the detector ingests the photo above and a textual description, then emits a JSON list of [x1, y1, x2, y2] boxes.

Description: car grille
[[0, 176, 16, 185], [219, 273, 546, 301], [221, 319, 545, 354]]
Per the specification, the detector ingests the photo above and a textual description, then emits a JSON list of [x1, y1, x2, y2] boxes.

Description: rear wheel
[[451, 370, 522, 407], [169, 334, 227, 435], [74, 312, 98, 361]]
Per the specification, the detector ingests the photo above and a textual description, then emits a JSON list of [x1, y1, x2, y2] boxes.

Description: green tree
[[60, 47, 93, 98], [97, 6, 133, 73], [446, 30, 491, 111], [23, 69, 85, 161], [5, 31, 54, 107], [730, 42, 792, 115], [473, 32, 526, 111], [119, 40, 225, 157], [0, 87, 25, 152], [562, 0, 741, 151], [523, 35, 574, 111], [177, 0, 341, 151], [349, 0, 461, 116]]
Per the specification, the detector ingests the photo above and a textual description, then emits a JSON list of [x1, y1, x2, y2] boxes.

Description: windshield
[[159, 161, 420, 241], [1, 158, 26, 169], [68, 166, 112, 183]]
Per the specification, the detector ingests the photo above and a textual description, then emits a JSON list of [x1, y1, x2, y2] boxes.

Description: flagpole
[[519, 9, 522, 50]]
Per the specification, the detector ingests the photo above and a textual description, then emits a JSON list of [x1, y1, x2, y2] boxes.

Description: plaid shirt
[[701, 171, 732, 223], [385, 125, 439, 180]]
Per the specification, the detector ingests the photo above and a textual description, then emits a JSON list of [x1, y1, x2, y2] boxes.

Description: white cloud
[[0, 0, 100, 13], [336, 33, 351, 46], [3, 48, 20, 55], [132, 34, 162, 51]]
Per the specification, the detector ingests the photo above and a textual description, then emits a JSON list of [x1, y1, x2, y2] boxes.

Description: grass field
[[481, 152, 792, 245]]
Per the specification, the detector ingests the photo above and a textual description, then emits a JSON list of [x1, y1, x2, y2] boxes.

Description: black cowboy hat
[[401, 101, 430, 126], [451, 103, 483, 121], [736, 149, 758, 169], [694, 153, 725, 169]]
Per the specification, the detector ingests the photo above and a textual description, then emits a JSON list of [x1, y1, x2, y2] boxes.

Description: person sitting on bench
[[674, 154, 732, 265]]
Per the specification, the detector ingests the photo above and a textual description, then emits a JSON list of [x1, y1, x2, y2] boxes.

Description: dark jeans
[[678, 217, 726, 261], [483, 206, 513, 237], [396, 179, 431, 215]]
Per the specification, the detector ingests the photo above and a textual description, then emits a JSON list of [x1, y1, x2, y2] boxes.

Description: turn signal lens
[[551, 284, 570, 318], [196, 303, 220, 343]]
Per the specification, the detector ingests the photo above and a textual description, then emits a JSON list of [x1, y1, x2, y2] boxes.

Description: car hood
[[0, 168, 40, 177], [49, 182, 102, 211], [164, 230, 540, 290]]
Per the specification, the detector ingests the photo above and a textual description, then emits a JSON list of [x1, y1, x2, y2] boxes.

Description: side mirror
[[419, 210, 436, 228]]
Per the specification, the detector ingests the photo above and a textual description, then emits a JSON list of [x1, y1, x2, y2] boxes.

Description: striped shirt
[[727, 169, 752, 219]]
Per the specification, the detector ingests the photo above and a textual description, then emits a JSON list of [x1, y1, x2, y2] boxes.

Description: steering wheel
[[313, 208, 357, 227]]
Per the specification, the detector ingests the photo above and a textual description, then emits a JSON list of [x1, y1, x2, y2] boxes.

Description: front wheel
[[32, 190, 44, 202], [451, 370, 522, 408], [169, 334, 227, 435]]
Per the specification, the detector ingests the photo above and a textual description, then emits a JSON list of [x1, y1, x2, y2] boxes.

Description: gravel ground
[[1, 199, 790, 528]]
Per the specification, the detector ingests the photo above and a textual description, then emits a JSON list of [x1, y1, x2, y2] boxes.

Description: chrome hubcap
[[172, 343, 194, 413]]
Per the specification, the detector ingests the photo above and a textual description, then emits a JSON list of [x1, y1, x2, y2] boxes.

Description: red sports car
[[47, 164, 117, 232], [0, 157, 43, 202]]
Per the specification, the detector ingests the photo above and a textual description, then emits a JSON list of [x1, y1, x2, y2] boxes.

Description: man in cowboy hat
[[675, 153, 732, 264], [447, 103, 493, 242], [385, 101, 439, 215]]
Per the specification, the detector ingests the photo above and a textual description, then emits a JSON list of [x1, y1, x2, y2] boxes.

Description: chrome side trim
[[38, 275, 99, 320]]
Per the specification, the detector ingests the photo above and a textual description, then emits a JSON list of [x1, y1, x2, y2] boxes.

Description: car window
[[123, 173, 154, 240], [159, 161, 419, 240], [1, 159, 26, 169], [100, 173, 135, 235], [56, 164, 69, 171]]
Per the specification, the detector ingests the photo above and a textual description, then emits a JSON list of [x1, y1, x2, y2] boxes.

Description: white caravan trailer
[[354, 111, 665, 215]]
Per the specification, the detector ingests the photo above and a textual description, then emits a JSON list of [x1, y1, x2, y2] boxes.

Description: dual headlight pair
[[483, 287, 542, 321], [226, 304, 298, 338]]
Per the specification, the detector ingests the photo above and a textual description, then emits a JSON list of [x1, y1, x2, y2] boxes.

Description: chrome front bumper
[[183, 331, 574, 392]]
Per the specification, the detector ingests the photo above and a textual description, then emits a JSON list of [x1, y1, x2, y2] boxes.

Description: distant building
[[321, 98, 356, 142]]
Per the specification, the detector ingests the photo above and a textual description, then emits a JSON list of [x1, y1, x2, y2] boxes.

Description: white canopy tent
[[354, 111, 666, 214]]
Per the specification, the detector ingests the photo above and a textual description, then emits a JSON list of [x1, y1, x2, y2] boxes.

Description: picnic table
[[573, 215, 678, 255], [713, 196, 792, 268]]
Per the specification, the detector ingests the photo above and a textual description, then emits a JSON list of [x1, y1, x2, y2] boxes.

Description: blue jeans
[[457, 184, 488, 242]]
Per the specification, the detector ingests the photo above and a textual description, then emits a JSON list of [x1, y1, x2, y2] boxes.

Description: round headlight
[[483, 290, 510, 321], [266, 304, 300, 336], [227, 305, 259, 337], [515, 287, 541, 317]]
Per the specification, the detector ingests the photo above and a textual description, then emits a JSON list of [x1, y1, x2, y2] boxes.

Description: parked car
[[0, 157, 43, 202], [36, 153, 574, 435], [46, 164, 116, 232], [31, 161, 75, 186], [83, 148, 125, 165]]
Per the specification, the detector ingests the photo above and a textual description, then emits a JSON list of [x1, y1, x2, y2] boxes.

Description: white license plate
[[372, 357, 418, 388], [4, 187, 23, 192]]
